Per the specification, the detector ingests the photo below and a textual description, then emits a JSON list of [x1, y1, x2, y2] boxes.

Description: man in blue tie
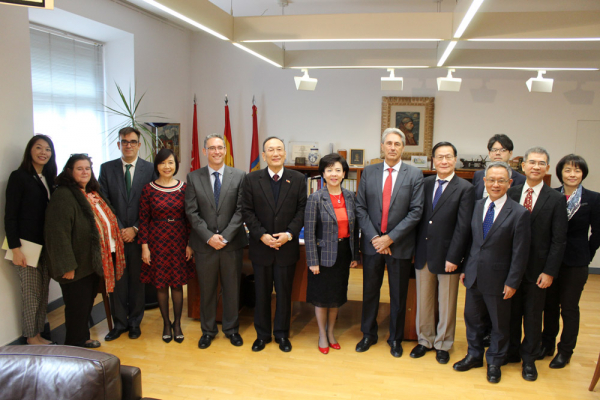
[[453, 161, 531, 384], [412, 142, 475, 364]]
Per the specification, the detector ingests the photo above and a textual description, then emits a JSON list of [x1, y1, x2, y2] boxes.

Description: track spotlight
[[381, 69, 403, 91], [294, 69, 318, 91], [437, 69, 462, 92], [526, 70, 553, 93]]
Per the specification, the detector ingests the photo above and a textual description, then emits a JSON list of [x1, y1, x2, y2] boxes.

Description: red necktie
[[381, 168, 394, 233], [273, 174, 279, 182], [524, 188, 533, 212]]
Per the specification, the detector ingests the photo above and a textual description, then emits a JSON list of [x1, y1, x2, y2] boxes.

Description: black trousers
[[60, 273, 100, 346], [253, 262, 296, 340], [464, 283, 512, 366], [109, 242, 145, 330], [508, 280, 547, 362], [360, 254, 411, 344], [542, 265, 589, 356]]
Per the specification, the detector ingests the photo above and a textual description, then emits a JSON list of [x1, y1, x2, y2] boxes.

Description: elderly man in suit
[[242, 136, 307, 353], [355, 127, 424, 358], [185, 134, 247, 349], [411, 142, 475, 364], [506, 147, 567, 381], [453, 161, 531, 384], [99, 127, 156, 341]]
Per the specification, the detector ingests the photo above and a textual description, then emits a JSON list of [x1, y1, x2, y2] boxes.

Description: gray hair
[[485, 161, 511, 176], [204, 134, 225, 149], [381, 128, 406, 146], [523, 146, 550, 164]]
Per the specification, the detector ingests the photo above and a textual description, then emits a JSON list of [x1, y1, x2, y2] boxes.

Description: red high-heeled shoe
[[318, 345, 329, 354], [329, 342, 341, 350]]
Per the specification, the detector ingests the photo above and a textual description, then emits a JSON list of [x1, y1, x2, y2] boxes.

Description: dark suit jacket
[[356, 162, 424, 259], [185, 165, 248, 253], [463, 196, 531, 295], [242, 167, 307, 266], [508, 184, 568, 281], [304, 187, 360, 267], [414, 174, 475, 274], [5, 168, 53, 248], [473, 168, 526, 200], [559, 187, 600, 267], [98, 158, 156, 229]]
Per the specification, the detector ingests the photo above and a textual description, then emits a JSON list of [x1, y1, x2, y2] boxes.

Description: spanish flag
[[224, 101, 234, 167], [190, 96, 200, 172], [250, 104, 260, 172]]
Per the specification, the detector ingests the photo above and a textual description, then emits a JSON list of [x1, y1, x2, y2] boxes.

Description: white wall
[[0, 4, 36, 345]]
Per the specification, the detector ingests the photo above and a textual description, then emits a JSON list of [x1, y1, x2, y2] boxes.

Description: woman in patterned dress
[[139, 148, 194, 343]]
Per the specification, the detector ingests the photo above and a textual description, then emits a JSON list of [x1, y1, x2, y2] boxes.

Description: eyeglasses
[[207, 146, 225, 152], [526, 160, 548, 167], [120, 140, 139, 147], [486, 179, 510, 185], [434, 155, 455, 161], [490, 148, 509, 154]]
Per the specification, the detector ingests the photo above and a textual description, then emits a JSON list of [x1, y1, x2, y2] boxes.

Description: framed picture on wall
[[152, 123, 181, 161], [381, 97, 435, 161], [349, 149, 365, 167], [0, 0, 53, 9]]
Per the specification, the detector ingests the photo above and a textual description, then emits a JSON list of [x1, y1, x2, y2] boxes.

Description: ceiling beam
[[284, 49, 435, 69], [446, 49, 600, 69]]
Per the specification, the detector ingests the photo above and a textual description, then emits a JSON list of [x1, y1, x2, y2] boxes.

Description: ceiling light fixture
[[526, 70, 553, 93], [381, 69, 403, 91], [242, 38, 443, 43], [142, 0, 229, 40], [289, 66, 429, 70], [437, 41, 457, 67], [232, 43, 282, 68], [294, 69, 318, 91], [449, 66, 599, 71], [437, 69, 462, 92], [468, 38, 600, 42], [454, 0, 485, 39]]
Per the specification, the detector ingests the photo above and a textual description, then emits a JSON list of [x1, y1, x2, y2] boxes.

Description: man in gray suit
[[185, 134, 247, 349], [99, 127, 156, 341], [355, 127, 424, 358], [453, 161, 531, 384]]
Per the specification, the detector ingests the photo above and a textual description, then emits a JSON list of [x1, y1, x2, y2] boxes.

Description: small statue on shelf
[[460, 155, 488, 169]]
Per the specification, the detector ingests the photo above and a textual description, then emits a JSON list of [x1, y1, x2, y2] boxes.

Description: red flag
[[190, 97, 201, 172], [224, 102, 234, 167], [250, 104, 260, 172]]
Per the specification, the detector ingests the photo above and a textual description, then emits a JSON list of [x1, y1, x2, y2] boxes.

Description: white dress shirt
[[432, 172, 455, 202], [268, 166, 284, 180], [483, 194, 508, 223], [121, 156, 139, 181], [519, 181, 544, 210], [38, 174, 50, 200], [208, 164, 225, 193], [382, 161, 402, 191]]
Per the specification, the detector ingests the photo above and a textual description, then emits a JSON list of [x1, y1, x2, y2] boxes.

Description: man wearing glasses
[[506, 147, 567, 381], [99, 127, 156, 341]]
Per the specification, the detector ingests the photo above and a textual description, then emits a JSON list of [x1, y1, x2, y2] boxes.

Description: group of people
[[5, 128, 598, 386]]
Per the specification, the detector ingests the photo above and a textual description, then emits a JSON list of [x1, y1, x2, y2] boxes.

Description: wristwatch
[[286, 232, 293, 241]]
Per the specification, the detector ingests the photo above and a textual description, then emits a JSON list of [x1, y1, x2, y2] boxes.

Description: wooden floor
[[49, 271, 600, 400]]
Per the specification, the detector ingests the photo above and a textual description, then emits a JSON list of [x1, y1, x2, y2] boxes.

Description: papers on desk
[[2, 237, 42, 267]]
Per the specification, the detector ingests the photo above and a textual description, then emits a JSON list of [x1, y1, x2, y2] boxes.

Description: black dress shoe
[[275, 337, 292, 352], [487, 365, 501, 383], [522, 362, 538, 381], [104, 328, 128, 342], [251, 338, 272, 352], [226, 333, 243, 347], [390, 341, 403, 358], [549, 353, 571, 369], [436, 350, 450, 364], [482, 334, 491, 348], [409, 344, 432, 359], [355, 337, 377, 353], [198, 334, 213, 349], [128, 326, 141, 339], [453, 354, 484, 371], [536, 346, 555, 360]]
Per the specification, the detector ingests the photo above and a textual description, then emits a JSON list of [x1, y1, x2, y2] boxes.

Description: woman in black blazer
[[540, 154, 600, 368], [304, 153, 360, 354], [4, 134, 57, 345]]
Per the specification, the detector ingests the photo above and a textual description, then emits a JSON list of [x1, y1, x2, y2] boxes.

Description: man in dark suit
[[99, 127, 156, 341], [185, 134, 247, 349], [355, 128, 424, 358], [473, 134, 526, 200], [506, 147, 567, 381], [411, 142, 475, 364], [242, 136, 307, 352], [453, 161, 531, 384]]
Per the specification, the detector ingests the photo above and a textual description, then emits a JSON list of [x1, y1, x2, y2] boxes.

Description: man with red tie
[[355, 128, 424, 358]]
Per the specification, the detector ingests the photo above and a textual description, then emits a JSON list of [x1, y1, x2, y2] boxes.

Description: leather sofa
[[0, 345, 157, 400]]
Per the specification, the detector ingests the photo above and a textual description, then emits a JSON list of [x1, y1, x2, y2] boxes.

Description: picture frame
[[152, 123, 181, 161], [0, 0, 53, 9], [288, 141, 317, 165], [349, 149, 365, 167], [381, 97, 435, 161], [411, 155, 428, 169]]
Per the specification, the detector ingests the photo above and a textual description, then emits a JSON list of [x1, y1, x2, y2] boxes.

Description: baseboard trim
[[47, 297, 64, 313], [590, 267, 600, 275]]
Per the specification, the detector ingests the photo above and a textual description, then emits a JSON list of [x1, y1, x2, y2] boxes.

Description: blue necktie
[[432, 179, 447, 210], [482, 202, 495, 239], [213, 171, 221, 208]]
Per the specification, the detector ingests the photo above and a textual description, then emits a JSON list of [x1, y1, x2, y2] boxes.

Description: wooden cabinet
[[284, 165, 364, 193]]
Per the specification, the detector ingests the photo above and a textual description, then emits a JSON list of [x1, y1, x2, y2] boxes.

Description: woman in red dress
[[139, 148, 194, 343]]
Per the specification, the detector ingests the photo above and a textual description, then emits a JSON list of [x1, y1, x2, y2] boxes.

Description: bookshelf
[[285, 165, 364, 195]]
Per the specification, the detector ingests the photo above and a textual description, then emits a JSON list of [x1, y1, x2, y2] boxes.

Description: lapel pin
[[286, 179, 290, 183]]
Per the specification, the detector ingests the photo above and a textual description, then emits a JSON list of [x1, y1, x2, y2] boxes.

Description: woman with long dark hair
[[5, 134, 57, 345]]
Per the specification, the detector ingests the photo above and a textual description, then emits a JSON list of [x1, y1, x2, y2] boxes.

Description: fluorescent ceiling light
[[437, 41, 457, 67], [450, 66, 599, 71], [232, 43, 282, 68], [242, 38, 442, 43], [294, 69, 318, 91], [468, 38, 600, 42], [289, 66, 429, 69], [454, 0, 485, 39], [437, 69, 462, 92], [526, 70, 553, 93], [381, 69, 403, 91], [142, 0, 229, 40]]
